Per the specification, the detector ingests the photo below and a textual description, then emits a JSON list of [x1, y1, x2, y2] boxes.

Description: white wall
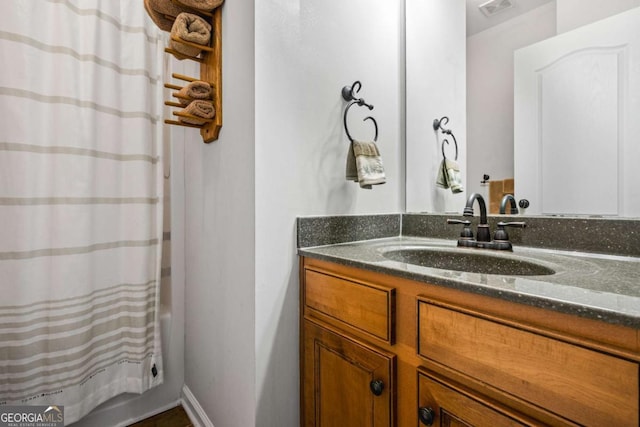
[[182, 0, 257, 426], [466, 3, 556, 197], [557, 0, 640, 33], [180, 0, 494, 425], [183, 2, 640, 423], [182, 1, 403, 425], [254, 1, 403, 425], [405, 0, 467, 213]]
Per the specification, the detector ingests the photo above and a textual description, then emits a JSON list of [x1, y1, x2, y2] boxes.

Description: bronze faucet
[[463, 193, 491, 243], [447, 193, 526, 251]]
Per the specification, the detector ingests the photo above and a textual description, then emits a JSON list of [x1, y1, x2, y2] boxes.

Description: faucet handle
[[494, 221, 526, 241], [447, 219, 471, 225], [498, 221, 527, 228], [447, 219, 474, 245], [490, 221, 526, 251]]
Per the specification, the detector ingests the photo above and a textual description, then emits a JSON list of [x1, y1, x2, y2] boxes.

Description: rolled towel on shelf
[[177, 0, 224, 12], [149, 0, 189, 16], [436, 158, 464, 194], [177, 81, 212, 106], [170, 13, 212, 58], [346, 140, 386, 189], [143, 0, 183, 32], [178, 100, 215, 125]]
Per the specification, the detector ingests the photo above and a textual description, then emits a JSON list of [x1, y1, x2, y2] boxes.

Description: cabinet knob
[[369, 379, 384, 396], [418, 407, 435, 425]]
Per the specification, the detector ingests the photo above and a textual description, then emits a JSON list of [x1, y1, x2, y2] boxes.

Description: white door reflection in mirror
[[540, 47, 620, 215], [514, 7, 640, 216]]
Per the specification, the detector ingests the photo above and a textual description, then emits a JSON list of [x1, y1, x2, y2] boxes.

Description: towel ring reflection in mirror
[[442, 137, 458, 161], [433, 116, 450, 133], [343, 101, 379, 143], [434, 116, 459, 161]]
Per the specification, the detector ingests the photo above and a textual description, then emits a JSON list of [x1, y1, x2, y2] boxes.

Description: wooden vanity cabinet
[[300, 257, 640, 427]]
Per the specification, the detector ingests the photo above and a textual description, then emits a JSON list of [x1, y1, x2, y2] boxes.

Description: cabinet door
[[303, 320, 395, 427], [418, 369, 535, 427]]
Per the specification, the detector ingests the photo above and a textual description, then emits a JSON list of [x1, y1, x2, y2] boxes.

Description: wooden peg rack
[[163, 3, 222, 143]]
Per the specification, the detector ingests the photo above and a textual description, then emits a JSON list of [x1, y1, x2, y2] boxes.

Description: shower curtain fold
[[0, 1, 166, 424]]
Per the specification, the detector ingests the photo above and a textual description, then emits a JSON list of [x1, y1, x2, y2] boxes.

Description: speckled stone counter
[[296, 214, 400, 248], [297, 215, 640, 328], [402, 213, 640, 258]]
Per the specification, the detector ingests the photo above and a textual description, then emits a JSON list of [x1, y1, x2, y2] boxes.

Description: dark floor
[[128, 405, 193, 427]]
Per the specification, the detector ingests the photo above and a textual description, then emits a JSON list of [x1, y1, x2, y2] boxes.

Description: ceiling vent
[[478, 0, 513, 17]]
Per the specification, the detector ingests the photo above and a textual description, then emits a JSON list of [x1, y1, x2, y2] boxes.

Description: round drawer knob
[[418, 407, 435, 425], [369, 379, 384, 396]]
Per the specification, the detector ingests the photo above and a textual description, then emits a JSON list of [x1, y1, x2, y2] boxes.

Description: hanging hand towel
[[170, 13, 212, 58], [178, 81, 212, 106], [346, 142, 359, 183], [436, 158, 464, 194], [179, 0, 225, 12], [346, 140, 386, 189], [179, 100, 215, 125]]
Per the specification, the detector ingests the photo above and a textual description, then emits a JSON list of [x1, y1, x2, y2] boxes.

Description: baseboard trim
[[119, 400, 182, 427], [181, 385, 215, 427]]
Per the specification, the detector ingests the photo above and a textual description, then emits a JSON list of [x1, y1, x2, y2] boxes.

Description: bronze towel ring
[[342, 80, 379, 143], [343, 101, 379, 143]]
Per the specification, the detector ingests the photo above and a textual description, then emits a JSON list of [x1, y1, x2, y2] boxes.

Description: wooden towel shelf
[[163, 4, 222, 143]]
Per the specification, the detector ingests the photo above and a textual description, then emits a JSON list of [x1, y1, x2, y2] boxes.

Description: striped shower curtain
[[0, 1, 166, 424]]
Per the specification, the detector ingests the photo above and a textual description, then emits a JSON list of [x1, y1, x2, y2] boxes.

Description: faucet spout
[[499, 194, 519, 215], [463, 193, 488, 224], [463, 193, 490, 242]]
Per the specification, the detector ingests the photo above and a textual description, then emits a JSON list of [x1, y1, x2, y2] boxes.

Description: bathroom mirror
[[407, 0, 640, 217]]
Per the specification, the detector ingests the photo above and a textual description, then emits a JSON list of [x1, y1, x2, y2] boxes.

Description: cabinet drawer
[[304, 268, 394, 343], [418, 369, 532, 427], [418, 300, 639, 427]]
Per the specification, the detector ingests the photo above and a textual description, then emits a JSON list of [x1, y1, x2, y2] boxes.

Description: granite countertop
[[299, 236, 640, 328]]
